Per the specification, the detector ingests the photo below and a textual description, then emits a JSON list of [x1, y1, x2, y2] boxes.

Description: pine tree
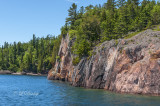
[[117, 0, 126, 8], [66, 3, 77, 29]]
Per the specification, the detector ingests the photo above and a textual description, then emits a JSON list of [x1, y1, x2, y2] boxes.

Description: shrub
[[69, 30, 78, 39], [56, 56, 60, 61], [72, 57, 80, 66]]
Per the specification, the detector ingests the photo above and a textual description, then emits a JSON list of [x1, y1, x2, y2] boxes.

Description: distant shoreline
[[0, 70, 47, 76]]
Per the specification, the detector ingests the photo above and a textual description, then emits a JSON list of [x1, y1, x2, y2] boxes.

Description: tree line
[[1, 0, 160, 72], [0, 34, 61, 73]]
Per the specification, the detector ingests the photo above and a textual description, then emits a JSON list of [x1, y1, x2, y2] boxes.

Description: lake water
[[0, 75, 160, 106]]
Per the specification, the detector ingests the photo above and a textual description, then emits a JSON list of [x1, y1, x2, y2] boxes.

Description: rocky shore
[[48, 29, 160, 96], [0, 70, 47, 76], [0, 70, 12, 74]]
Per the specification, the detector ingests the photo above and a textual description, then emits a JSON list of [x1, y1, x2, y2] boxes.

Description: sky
[[0, 0, 107, 45]]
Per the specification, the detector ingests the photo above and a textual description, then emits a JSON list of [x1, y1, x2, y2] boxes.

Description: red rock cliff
[[48, 29, 160, 96]]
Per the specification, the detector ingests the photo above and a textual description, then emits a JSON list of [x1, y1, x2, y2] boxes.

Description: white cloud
[[66, 0, 79, 3]]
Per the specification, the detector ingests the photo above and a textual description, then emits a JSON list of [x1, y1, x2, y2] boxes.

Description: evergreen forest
[[1, 0, 160, 73]]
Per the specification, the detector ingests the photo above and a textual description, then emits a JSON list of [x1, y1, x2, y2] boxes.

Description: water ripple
[[0, 75, 160, 106]]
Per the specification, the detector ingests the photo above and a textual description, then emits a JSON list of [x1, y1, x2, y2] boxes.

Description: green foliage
[[61, 24, 68, 36], [156, 26, 160, 31], [115, 40, 119, 46], [64, 1, 160, 58], [69, 30, 78, 39], [66, 3, 78, 29], [124, 31, 142, 39], [73, 36, 91, 57], [72, 57, 80, 66], [56, 56, 60, 61], [88, 50, 93, 57], [0, 34, 61, 74], [50, 35, 62, 65], [1, 1, 160, 74], [8, 64, 18, 72], [87, 50, 96, 60], [151, 5, 160, 24]]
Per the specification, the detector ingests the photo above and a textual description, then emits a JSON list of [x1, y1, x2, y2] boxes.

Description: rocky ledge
[[48, 29, 160, 96], [0, 71, 47, 76], [0, 70, 12, 74]]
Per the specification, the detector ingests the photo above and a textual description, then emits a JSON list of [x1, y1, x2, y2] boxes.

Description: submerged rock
[[48, 29, 160, 96]]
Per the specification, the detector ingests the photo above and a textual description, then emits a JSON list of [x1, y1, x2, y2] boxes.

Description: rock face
[[48, 29, 160, 96]]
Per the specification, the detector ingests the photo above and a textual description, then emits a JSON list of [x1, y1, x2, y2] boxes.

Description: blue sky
[[0, 0, 107, 45]]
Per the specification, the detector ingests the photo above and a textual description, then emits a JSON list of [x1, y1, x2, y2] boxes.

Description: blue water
[[0, 75, 160, 106]]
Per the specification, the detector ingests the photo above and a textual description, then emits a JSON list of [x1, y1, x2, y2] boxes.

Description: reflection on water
[[0, 75, 160, 106]]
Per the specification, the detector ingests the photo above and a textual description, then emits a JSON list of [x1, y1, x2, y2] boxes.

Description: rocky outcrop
[[48, 29, 160, 96], [48, 34, 74, 81], [0, 70, 12, 74]]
